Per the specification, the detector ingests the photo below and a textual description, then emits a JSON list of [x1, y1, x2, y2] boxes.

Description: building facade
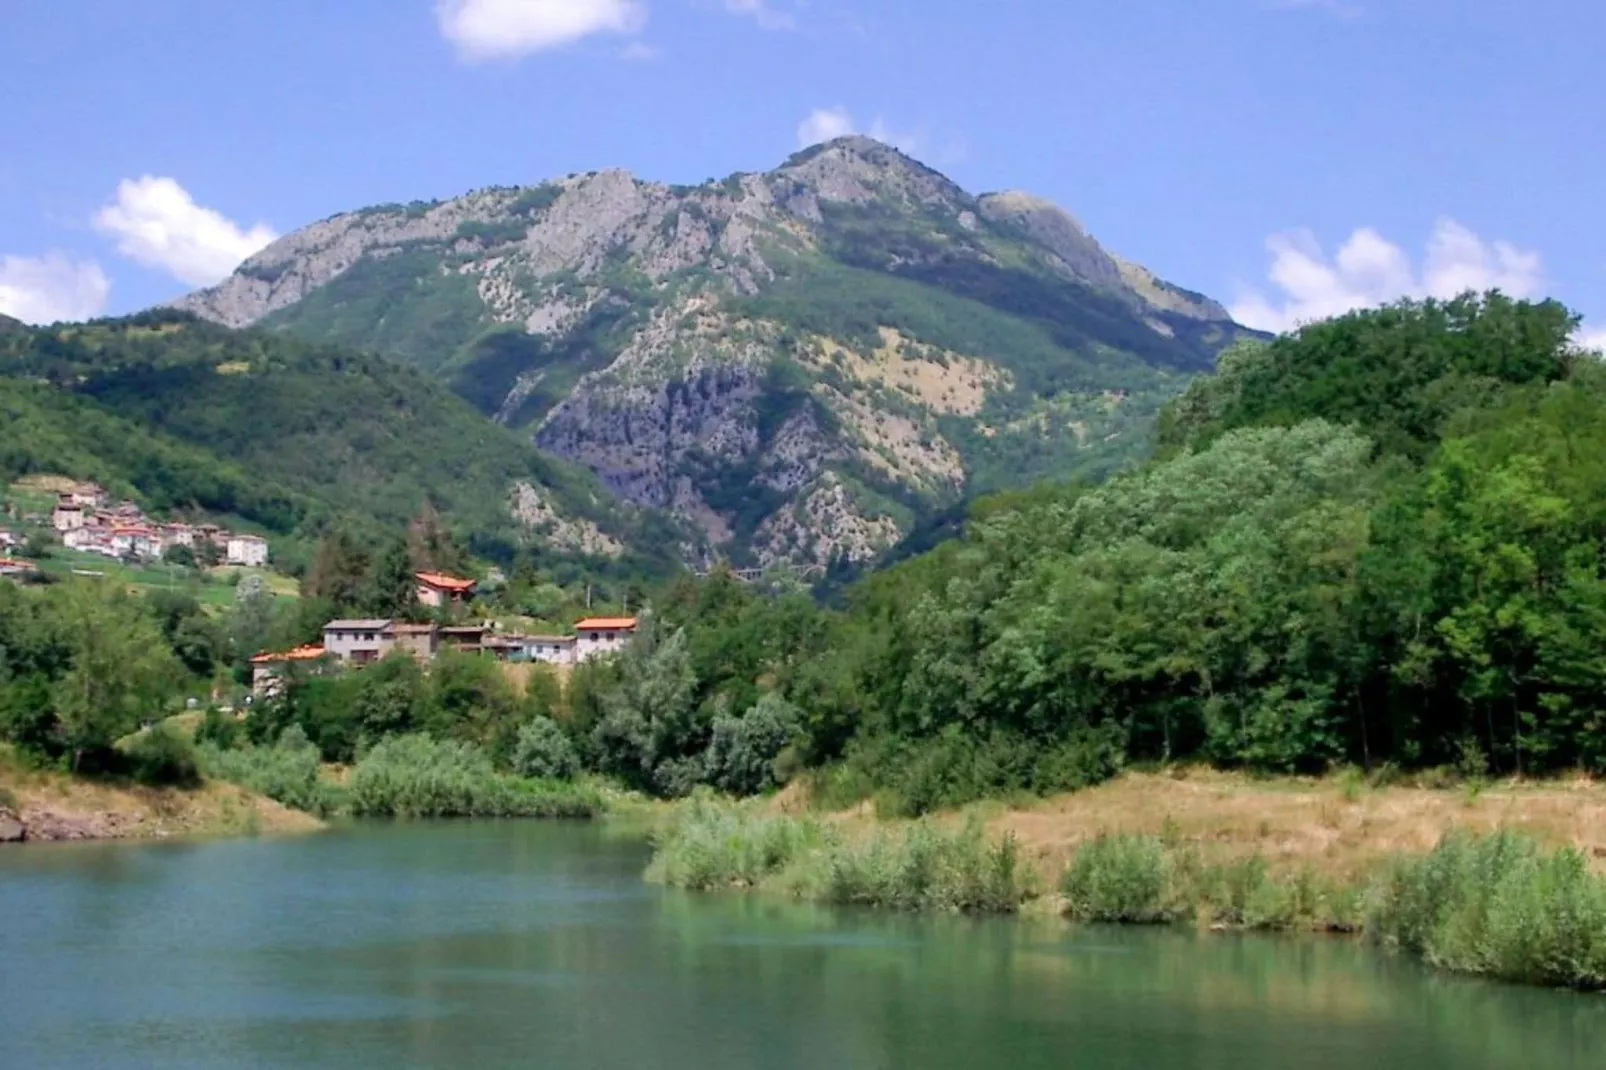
[[226, 534, 269, 567], [575, 617, 638, 661], [416, 571, 476, 608], [322, 620, 395, 664]]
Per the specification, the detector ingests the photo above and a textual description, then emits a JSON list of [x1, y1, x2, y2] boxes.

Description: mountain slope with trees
[[178, 137, 1261, 569], [0, 312, 679, 574]]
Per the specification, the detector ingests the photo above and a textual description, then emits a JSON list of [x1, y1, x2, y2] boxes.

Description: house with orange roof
[[416, 571, 476, 608], [249, 644, 327, 696], [574, 616, 638, 661]]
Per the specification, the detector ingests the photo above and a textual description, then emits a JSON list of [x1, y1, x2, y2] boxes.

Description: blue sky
[[2, 0, 1601, 341]]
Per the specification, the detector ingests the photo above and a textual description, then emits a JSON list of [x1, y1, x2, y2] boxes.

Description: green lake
[[1, 821, 1601, 1068]]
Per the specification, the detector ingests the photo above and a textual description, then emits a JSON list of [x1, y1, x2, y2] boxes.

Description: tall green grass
[[1365, 829, 1606, 990], [347, 734, 603, 819], [1058, 833, 1358, 931], [197, 726, 341, 816], [647, 798, 1032, 913]]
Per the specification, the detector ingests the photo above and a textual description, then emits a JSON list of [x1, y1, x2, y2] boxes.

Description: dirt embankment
[[776, 766, 1606, 884], [0, 756, 321, 845]]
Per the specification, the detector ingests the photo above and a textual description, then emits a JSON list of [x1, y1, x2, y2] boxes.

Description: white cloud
[[93, 176, 277, 289], [796, 106, 857, 148], [1577, 326, 1606, 352], [795, 107, 924, 154], [0, 252, 111, 325], [1230, 218, 1545, 333], [435, 0, 646, 61], [724, 0, 794, 30]]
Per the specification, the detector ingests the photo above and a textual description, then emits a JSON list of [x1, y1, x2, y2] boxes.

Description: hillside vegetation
[[437, 293, 1606, 815], [180, 137, 1260, 569], [0, 312, 678, 572]]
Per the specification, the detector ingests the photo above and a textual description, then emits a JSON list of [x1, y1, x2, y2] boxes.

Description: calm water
[[1, 822, 1601, 1069]]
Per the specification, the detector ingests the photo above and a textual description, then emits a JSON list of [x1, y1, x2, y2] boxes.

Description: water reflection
[[2, 821, 1601, 1069]]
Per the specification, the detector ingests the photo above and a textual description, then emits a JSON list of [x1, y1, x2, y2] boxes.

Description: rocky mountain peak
[[172, 142, 1259, 571]]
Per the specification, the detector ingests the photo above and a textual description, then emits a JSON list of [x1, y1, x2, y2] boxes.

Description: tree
[[302, 529, 369, 611], [50, 582, 180, 769], [591, 610, 702, 795], [364, 538, 419, 621]]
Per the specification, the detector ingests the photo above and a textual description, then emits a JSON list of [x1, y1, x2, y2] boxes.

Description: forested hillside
[[0, 312, 678, 573], [505, 293, 1606, 811], [179, 137, 1260, 569]]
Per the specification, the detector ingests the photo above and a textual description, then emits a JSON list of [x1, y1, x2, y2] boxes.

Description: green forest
[[6, 291, 1601, 823], [0, 311, 678, 575]]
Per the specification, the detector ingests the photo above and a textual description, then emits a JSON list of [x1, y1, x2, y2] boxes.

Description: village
[[249, 568, 639, 695], [41, 481, 269, 567]]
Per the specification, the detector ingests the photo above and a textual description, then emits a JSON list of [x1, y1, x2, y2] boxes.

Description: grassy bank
[[198, 730, 606, 821], [648, 770, 1606, 992], [0, 743, 321, 842]]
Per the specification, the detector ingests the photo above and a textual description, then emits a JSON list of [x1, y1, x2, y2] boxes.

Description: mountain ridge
[[177, 136, 1261, 568]]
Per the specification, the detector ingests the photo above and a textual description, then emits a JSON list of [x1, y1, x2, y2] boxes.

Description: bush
[[511, 716, 580, 780], [195, 707, 242, 749], [704, 693, 800, 796], [198, 725, 338, 815], [647, 794, 829, 891], [1061, 834, 1176, 923], [647, 800, 1028, 913], [822, 820, 1028, 913], [348, 734, 602, 819], [124, 722, 201, 787], [1366, 829, 1606, 989]]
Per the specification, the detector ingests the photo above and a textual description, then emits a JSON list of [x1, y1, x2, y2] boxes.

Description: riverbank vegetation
[[647, 790, 1606, 990]]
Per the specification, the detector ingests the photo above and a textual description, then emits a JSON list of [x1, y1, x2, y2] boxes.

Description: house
[[482, 635, 525, 662], [0, 529, 17, 550], [440, 624, 487, 654], [249, 644, 327, 696], [322, 619, 395, 664], [51, 498, 85, 532], [69, 482, 106, 508], [416, 571, 476, 608], [109, 526, 162, 561], [164, 524, 199, 549], [522, 634, 577, 665], [575, 617, 637, 661], [226, 533, 269, 567], [391, 622, 440, 661]]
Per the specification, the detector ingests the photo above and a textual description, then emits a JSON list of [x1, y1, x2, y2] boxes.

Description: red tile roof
[[575, 617, 638, 630], [416, 571, 476, 592], [250, 644, 326, 665]]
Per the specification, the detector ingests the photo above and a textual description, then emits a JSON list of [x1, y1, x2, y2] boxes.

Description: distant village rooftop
[[574, 617, 638, 631], [416, 571, 476, 593]]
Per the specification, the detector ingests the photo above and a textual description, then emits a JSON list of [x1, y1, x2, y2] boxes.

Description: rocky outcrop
[[176, 137, 1256, 567], [0, 809, 24, 842]]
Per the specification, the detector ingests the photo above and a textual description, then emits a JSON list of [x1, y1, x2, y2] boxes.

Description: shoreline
[[0, 763, 324, 845], [650, 768, 1606, 990]]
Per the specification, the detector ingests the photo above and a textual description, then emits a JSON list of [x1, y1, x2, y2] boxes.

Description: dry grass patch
[[0, 749, 322, 842], [980, 768, 1606, 885]]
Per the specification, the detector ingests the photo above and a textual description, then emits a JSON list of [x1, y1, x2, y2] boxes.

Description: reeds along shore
[[647, 798, 1606, 992]]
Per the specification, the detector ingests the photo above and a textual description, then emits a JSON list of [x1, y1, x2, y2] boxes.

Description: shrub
[[704, 693, 800, 796], [198, 725, 338, 815], [195, 707, 242, 750], [1365, 829, 1606, 989], [647, 800, 1028, 913], [647, 794, 829, 891], [348, 734, 601, 819], [823, 820, 1028, 913], [511, 716, 580, 780], [125, 723, 201, 787], [1060, 834, 1176, 923]]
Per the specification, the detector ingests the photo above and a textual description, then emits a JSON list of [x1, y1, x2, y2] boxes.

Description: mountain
[[178, 137, 1259, 568], [0, 313, 677, 573]]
